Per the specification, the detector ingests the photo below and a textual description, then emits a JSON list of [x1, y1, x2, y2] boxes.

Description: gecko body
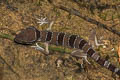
[[14, 26, 120, 76]]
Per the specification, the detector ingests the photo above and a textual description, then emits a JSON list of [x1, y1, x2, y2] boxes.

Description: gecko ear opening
[[14, 26, 40, 45]]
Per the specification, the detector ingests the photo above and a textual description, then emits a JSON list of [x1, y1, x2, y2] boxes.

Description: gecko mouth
[[14, 26, 40, 45]]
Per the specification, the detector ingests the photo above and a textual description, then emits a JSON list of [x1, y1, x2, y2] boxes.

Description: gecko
[[14, 18, 120, 76]]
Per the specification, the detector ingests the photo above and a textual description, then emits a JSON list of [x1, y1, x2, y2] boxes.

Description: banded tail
[[14, 26, 120, 76]]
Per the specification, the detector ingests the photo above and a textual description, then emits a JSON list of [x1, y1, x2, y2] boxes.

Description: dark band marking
[[46, 31, 52, 42], [91, 53, 100, 61], [116, 69, 120, 75], [79, 40, 87, 49], [87, 48, 95, 57], [74, 37, 83, 48], [57, 32, 65, 45], [35, 28, 40, 41], [40, 31, 48, 42], [97, 58, 106, 66], [68, 35, 77, 48], [108, 64, 116, 72], [82, 44, 91, 53]]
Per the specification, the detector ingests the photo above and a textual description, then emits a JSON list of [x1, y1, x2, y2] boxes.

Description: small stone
[[103, 45, 106, 48], [56, 58, 64, 67]]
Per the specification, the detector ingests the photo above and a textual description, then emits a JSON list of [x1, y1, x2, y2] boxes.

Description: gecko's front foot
[[37, 17, 49, 25], [37, 17, 54, 31], [31, 43, 49, 55]]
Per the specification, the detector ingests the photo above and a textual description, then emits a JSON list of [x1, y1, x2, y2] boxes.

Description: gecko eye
[[14, 26, 40, 45]]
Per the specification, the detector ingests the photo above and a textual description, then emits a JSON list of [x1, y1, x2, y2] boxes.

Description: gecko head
[[14, 26, 40, 45]]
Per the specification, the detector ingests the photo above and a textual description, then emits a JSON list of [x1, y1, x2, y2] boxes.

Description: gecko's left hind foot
[[71, 49, 91, 64], [71, 50, 90, 72]]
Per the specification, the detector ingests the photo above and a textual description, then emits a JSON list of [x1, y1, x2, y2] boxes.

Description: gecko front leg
[[31, 43, 49, 55], [31, 17, 54, 54]]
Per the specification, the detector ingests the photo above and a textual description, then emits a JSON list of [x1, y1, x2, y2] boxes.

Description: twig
[[36, 43, 71, 54], [0, 33, 14, 41], [72, 0, 119, 12], [58, 5, 120, 37]]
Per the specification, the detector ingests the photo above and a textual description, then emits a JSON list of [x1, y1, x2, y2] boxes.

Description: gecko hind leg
[[71, 49, 91, 65]]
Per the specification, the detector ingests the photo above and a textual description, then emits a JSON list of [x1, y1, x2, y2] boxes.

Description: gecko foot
[[71, 49, 91, 64], [31, 43, 49, 55], [37, 17, 49, 25]]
